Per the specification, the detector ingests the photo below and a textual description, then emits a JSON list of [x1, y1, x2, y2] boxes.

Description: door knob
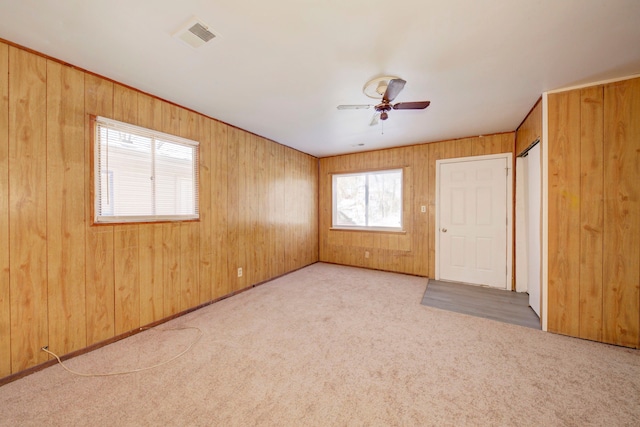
[[442, 228, 447, 233]]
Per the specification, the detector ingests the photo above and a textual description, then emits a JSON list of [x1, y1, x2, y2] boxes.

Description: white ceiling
[[1, 0, 639, 157]]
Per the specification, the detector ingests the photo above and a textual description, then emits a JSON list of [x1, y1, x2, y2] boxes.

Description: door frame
[[435, 153, 513, 288], [518, 141, 541, 317]]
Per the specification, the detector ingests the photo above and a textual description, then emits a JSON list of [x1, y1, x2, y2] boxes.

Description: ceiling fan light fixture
[[363, 76, 400, 99], [376, 81, 388, 96]]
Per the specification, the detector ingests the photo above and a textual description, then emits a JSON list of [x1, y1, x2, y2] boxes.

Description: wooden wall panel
[[162, 223, 181, 317], [284, 151, 300, 272], [274, 143, 287, 277], [113, 85, 140, 335], [237, 130, 250, 290], [137, 94, 164, 324], [454, 137, 473, 158], [139, 222, 164, 324], [266, 141, 277, 279], [113, 227, 140, 334], [602, 79, 640, 347], [318, 154, 330, 264], [254, 137, 268, 284], [471, 136, 489, 156], [84, 74, 115, 346], [46, 60, 87, 356], [501, 133, 516, 154], [318, 133, 513, 277], [1, 42, 319, 380], [180, 222, 200, 311], [293, 151, 315, 270], [220, 132, 319, 287], [179, 110, 200, 311], [412, 145, 429, 276], [161, 103, 181, 317], [547, 90, 582, 337], [516, 98, 543, 156], [198, 115, 213, 304], [308, 155, 319, 265], [246, 135, 259, 285], [226, 127, 242, 291], [546, 77, 639, 348], [211, 120, 229, 298], [578, 86, 604, 342], [8, 47, 48, 371], [0, 41, 10, 378]]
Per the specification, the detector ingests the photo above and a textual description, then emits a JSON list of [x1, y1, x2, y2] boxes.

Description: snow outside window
[[332, 169, 403, 231]]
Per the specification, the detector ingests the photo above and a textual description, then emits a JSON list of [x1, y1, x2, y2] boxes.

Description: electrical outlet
[[420, 205, 427, 213], [237, 267, 243, 277], [365, 251, 370, 259]]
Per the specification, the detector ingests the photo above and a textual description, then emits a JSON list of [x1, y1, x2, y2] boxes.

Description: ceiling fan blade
[[393, 101, 431, 110], [382, 78, 406, 103], [369, 113, 380, 126], [337, 104, 371, 110]]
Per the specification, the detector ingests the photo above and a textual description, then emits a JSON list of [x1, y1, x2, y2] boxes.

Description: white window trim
[[93, 116, 199, 224], [332, 168, 403, 232]]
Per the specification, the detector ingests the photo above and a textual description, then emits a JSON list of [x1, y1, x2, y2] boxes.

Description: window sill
[[329, 227, 407, 235], [93, 217, 200, 226]]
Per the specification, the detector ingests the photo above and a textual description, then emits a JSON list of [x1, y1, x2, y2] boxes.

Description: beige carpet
[[1, 263, 638, 426]]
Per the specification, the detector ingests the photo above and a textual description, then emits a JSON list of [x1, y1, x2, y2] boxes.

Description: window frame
[[92, 115, 200, 225], [331, 168, 404, 232]]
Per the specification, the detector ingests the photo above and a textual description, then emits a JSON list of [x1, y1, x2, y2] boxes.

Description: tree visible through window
[[94, 116, 199, 223], [332, 169, 403, 230]]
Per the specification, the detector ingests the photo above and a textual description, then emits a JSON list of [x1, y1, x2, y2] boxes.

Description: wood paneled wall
[[516, 98, 542, 155], [0, 42, 318, 379], [319, 133, 514, 277], [548, 77, 640, 348]]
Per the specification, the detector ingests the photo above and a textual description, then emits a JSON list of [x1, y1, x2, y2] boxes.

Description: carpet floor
[[0, 263, 638, 426], [422, 279, 541, 329]]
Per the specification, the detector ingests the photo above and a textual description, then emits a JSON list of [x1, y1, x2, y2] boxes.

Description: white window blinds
[[94, 116, 199, 223]]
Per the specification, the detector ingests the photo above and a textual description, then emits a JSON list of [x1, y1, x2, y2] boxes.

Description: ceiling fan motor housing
[[375, 102, 392, 120]]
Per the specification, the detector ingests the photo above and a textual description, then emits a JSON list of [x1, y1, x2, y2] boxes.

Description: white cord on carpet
[[41, 326, 203, 377]]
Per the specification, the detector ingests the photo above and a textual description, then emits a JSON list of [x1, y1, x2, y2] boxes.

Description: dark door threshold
[[421, 279, 541, 330]]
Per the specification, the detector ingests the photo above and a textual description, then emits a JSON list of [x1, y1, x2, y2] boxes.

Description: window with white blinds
[[94, 116, 199, 223]]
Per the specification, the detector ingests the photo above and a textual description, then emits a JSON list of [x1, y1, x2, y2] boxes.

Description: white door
[[526, 143, 541, 316], [438, 157, 508, 289]]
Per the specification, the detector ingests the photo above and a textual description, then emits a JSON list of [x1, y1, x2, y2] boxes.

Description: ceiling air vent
[[173, 18, 218, 48]]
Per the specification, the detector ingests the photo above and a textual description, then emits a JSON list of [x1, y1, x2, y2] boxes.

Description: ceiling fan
[[337, 77, 430, 126]]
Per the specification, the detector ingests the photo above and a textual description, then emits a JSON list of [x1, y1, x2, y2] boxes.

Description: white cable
[[41, 326, 203, 377]]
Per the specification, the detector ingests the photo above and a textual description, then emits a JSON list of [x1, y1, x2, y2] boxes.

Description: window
[[94, 116, 199, 223], [332, 169, 403, 231]]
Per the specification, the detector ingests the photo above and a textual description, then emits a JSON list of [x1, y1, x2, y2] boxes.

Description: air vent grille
[[173, 18, 218, 48], [188, 23, 215, 43]]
